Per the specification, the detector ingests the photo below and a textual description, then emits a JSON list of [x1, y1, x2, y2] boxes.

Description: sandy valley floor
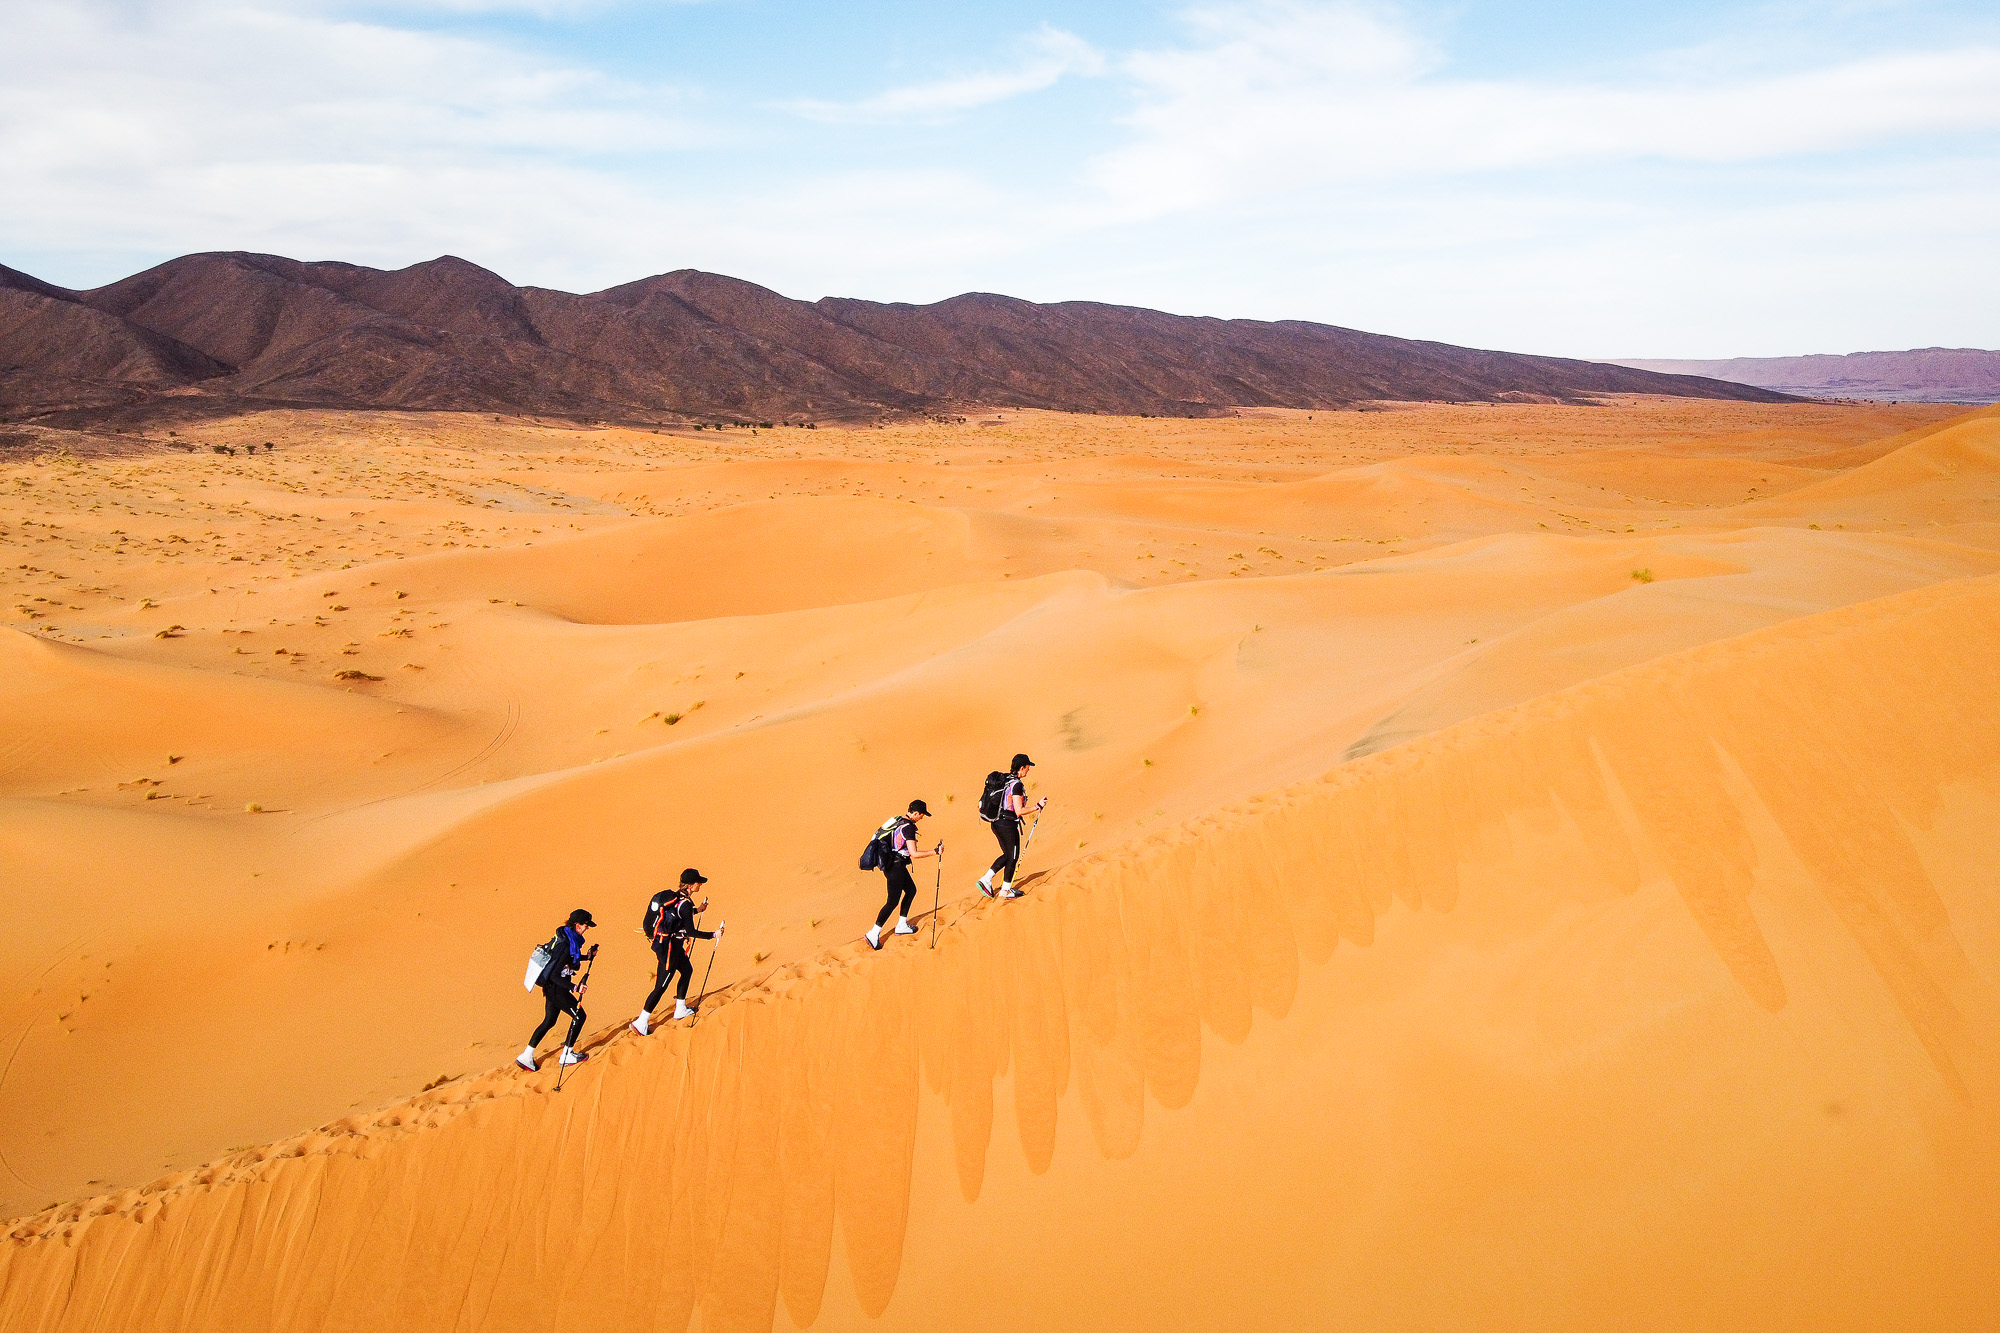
[[1, 397, 1995, 1330]]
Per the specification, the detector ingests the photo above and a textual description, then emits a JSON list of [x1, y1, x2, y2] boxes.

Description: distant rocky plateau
[[1615, 349, 2000, 405], [2, 252, 1790, 427]]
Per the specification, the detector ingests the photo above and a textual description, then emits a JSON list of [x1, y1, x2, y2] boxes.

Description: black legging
[[875, 860, 917, 927], [988, 818, 1021, 881], [531, 982, 585, 1048], [645, 939, 695, 1010]]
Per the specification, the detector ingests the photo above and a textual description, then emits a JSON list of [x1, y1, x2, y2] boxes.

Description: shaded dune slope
[[3, 574, 1994, 1332]]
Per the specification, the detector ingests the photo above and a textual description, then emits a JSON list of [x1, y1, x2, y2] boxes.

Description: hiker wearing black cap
[[634, 869, 725, 1032], [979, 754, 1045, 900], [867, 799, 940, 951], [518, 909, 597, 1071]]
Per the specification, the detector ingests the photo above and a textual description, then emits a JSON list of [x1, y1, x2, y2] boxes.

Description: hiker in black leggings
[[987, 819, 1021, 890], [633, 868, 724, 1033], [533, 981, 586, 1050], [518, 908, 597, 1071], [980, 753, 1045, 900], [867, 799, 940, 950]]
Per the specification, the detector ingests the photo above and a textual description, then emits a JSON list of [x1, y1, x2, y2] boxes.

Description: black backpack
[[858, 817, 904, 870], [977, 770, 1011, 822], [642, 893, 681, 943]]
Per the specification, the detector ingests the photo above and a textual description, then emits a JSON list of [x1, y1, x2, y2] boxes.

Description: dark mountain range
[[1614, 349, 2000, 405], [1, 252, 1789, 426]]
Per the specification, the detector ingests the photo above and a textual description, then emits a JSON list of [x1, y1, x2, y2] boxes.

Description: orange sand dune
[[2, 565, 1994, 1333], [0, 396, 1993, 1330]]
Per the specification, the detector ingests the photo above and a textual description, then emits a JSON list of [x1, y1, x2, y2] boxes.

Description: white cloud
[[0, 0, 711, 278], [784, 25, 1104, 124], [305, 0, 706, 15], [0, 0, 698, 176], [1086, 0, 2000, 220]]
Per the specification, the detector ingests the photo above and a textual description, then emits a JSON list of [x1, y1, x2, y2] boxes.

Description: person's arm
[[904, 823, 940, 859], [1008, 783, 1044, 818]]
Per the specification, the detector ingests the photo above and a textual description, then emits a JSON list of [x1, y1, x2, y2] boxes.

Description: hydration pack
[[523, 932, 560, 990], [978, 770, 1011, 823], [858, 816, 904, 871], [645, 894, 688, 944]]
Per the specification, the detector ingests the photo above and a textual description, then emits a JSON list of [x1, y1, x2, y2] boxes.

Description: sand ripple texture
[[3, 567, 1995, 1331]]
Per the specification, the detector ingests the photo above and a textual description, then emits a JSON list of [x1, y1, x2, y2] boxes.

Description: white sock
[[978, 870, 993, 887], [895, 916, 916, 933], [519, 1045, 535, 1064], [867, 924, 881, 944]]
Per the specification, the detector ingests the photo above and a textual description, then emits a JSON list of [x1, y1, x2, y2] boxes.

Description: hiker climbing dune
[[634, 869, 724, 1033], [860, 799, 941, 950], [979, 752, 1046, 900], [519, 909, 597, 1071]]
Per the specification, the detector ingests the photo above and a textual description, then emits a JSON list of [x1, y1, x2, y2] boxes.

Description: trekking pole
[[555, 952, 595, 1094], [1024, 799, 1047, 849], [930, 842, 944, 949], [694, 936, 720, 1017], [1013, 802, 1046, 895]]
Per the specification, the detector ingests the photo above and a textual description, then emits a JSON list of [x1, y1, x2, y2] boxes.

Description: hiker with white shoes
[[979, 753, 1045, 900], [518, 908, 597, 1071], [633, 869, 724, 1033], [861, 799, 940, 950]]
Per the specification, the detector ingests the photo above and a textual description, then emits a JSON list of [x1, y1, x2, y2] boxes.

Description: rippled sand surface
[[2, 398, 1995, 1330]]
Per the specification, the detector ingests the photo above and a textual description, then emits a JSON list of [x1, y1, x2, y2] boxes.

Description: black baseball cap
[[568, 908, 597, 927], [908, 799, 932, 816], [1012, 753, 1035, 770], [680, 868, 708, 885]]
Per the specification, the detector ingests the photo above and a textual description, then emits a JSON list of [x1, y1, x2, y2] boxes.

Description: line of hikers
[[517, 753, 1048, 1072]]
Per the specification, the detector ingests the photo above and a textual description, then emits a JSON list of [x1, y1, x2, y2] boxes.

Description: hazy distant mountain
[[1613, 349, 2000, 404], [2, 252, 1791, 426]]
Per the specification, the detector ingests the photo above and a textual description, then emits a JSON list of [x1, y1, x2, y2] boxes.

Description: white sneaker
[[558, 1047, 586, 1066], [977, 872, 994, 896], [866, 925, 882, 950], [673, 999, 694, 1021], [631, 1011, 651, 1036], [894, 917, 917, 935], [516, 1046, 538, 1071], [997, 883, 1022, 899]]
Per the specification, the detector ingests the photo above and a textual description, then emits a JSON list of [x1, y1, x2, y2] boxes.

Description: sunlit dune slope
[[3, 569, 1994, 1333], [0, 396, 1990, 1264], [377, 496, 994, 623], [1742, 408, 2000, 531], [4, 516, 1989, 1209]]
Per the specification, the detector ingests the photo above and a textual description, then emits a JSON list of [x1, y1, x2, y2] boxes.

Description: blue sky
[[3, 0, 1997, 356]]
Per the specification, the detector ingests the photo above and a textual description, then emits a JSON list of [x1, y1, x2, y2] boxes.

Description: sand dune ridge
[[2, 569, 1993, 1331]]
